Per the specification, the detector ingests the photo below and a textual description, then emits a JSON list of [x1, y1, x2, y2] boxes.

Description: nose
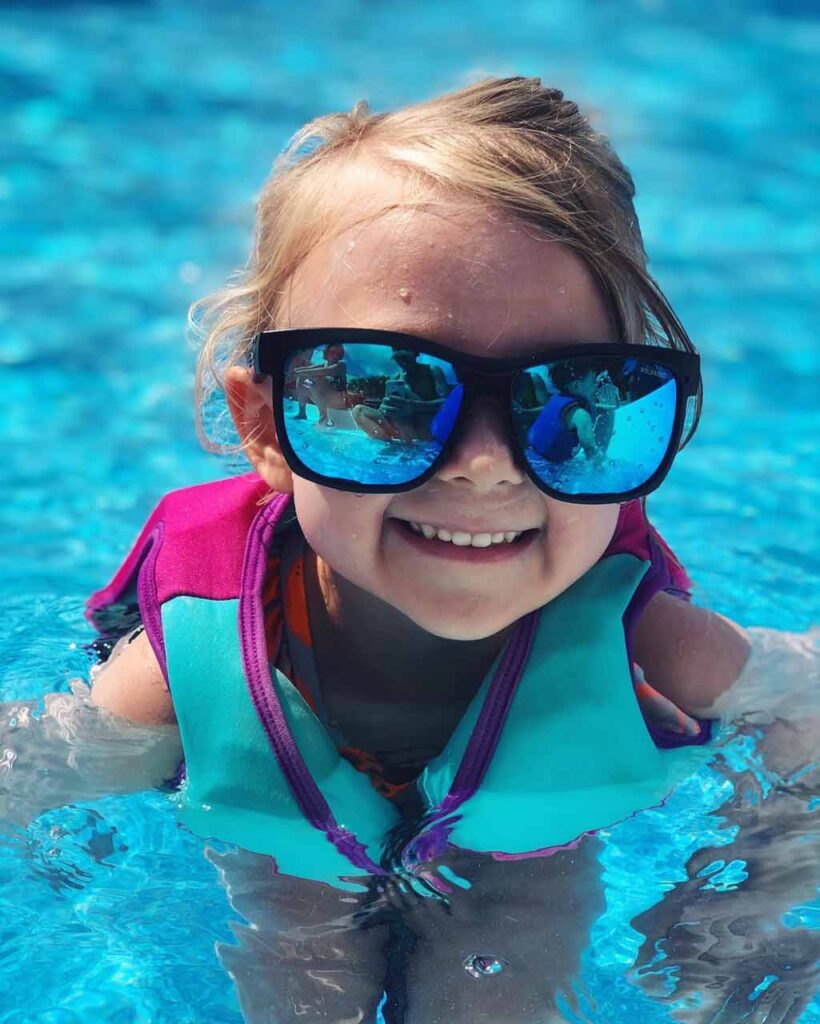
[[435, 395, 527, 492]]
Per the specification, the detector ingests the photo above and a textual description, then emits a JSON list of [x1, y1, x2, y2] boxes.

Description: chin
[[401, 597, 524, 641]]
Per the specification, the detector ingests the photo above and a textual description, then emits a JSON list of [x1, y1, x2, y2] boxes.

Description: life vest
[[527, 393, 581, 461], [87, 475, 712, 887]]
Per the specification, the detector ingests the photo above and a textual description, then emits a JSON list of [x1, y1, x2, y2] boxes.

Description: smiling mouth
[[394, 519, 535, 548]]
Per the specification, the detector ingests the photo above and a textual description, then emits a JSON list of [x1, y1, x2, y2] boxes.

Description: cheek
[[544, 501, 620, 574], [291, 481, 388, 580]]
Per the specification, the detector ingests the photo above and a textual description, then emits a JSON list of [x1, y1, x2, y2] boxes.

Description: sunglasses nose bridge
[[460, 367, 514, 404], [451, 371, 525, 463]]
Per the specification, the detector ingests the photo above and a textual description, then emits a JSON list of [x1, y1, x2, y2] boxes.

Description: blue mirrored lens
[[513, 357, 677, 495], [283, 343, 462, 485]]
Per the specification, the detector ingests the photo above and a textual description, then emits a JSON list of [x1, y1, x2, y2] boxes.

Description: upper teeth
[[407, 522, 522, 547]]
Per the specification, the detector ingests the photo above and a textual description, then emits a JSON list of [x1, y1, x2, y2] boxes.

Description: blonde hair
[[191, 76, 699, 451]]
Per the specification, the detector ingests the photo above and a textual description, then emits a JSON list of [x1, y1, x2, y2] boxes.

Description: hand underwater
[[633, 664, 701, 738]]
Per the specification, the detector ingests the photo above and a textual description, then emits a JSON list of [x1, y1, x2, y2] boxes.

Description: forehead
[[281, 171, 613, 357]]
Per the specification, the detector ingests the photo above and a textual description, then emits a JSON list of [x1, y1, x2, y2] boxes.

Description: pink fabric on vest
[[86, 473, 271, 622], [604, 499, 692, 597]]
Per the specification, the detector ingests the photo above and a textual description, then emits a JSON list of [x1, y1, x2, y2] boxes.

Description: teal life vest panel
[[87, 475, 712, 887]]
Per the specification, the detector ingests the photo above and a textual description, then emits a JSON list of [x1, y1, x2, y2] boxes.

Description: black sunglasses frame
[[253, 327, 701, 504]]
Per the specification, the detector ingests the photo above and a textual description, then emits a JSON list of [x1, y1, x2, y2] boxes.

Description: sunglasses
[[252, 328, 701, 504]]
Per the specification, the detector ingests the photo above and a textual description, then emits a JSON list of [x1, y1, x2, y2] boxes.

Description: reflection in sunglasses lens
[[513, 357, 677, 496], [283, 343, 462, 485], [282, 343, 677, 497]]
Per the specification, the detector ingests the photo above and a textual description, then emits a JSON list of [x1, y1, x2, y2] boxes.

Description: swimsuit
[[265, 527, 433, 801], [87, 476, 709, 886]]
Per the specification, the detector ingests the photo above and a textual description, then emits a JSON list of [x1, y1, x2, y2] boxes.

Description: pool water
[[1, 1, 818, 1021]]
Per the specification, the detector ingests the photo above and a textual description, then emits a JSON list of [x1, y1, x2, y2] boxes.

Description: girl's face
[[262, 180, 619, 640]]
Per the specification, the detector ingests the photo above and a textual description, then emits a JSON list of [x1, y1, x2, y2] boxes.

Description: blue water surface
[[0, 1, 818, 1021]]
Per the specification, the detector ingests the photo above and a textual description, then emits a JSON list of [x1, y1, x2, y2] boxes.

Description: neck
[[304, 549, 510, 704]]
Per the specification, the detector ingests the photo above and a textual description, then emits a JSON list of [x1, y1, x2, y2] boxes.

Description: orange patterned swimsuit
[[263, 524, 415, 801]]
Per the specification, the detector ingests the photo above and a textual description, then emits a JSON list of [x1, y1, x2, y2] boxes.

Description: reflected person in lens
[[290, 343, 347, 426], [352, 349, 447, 442], [526, 362, 617, 467]]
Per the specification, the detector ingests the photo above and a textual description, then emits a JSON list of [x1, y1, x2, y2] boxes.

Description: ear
[[224, 366, 294, 494]]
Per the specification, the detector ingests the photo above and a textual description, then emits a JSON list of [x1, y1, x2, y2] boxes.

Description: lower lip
[[388, 519, 539, 563]]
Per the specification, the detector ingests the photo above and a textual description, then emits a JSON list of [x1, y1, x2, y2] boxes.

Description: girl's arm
[[633, 592, 751, 717], [565, 406, 601, 463], [90, 628, 177, 725], [0, 632, 181, 828]]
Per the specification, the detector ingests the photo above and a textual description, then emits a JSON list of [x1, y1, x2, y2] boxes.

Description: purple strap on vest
[[238, 493, 386, 874], [440, 612, 538, 817], [400, 612, 538, 869], [483, 538, 713, 866]]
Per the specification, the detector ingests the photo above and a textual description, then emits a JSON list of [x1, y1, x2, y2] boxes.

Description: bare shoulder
[[91, 628, 177, 726], [632, 592, 751, 718]]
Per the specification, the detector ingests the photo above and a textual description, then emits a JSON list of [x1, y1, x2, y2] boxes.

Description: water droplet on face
[[463, 954, 508, 978]]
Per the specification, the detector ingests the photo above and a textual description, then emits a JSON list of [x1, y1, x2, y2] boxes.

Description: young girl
[[83, 78, 754, 1020]]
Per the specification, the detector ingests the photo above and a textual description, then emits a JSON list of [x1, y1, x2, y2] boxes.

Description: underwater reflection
[[207, 717, 819, 1024], [204, 631, 819, 1024], [2, 640, 816, 1022], [630, 713, 820, 1024], [207, 840, 604, 1024]]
